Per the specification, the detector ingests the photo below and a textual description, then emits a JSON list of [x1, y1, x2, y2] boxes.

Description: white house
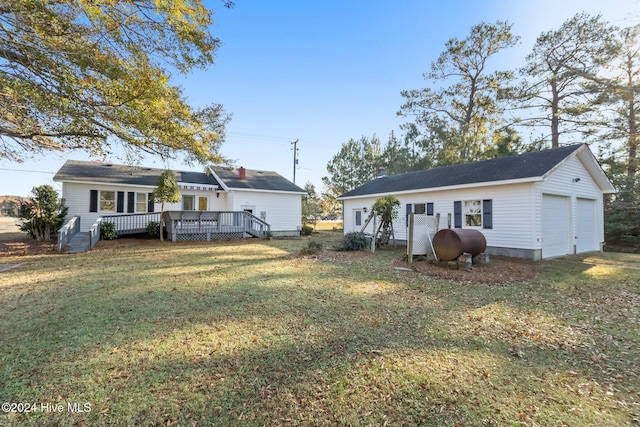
[[338, 144, 616, 260], [53, 160, 306, 237]]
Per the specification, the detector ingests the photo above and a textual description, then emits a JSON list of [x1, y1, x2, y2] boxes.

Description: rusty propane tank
[[432, 229, 487, 261]]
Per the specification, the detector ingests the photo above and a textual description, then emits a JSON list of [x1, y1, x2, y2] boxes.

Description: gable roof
[[339, 144, 615, 199], [53, 160, 305, 193]]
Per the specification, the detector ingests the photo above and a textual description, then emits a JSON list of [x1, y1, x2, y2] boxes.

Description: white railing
[[162, 211, 271, 241], [102, 212, 161, 235], [57, 216, 80, 253], [88, 217, 103, 250]]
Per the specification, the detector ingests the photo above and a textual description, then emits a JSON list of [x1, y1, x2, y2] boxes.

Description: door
[[354, 209, 362, 230], [198, 196, 208, 211], [576, 198, 598, 253], [542, 194, 571, 258]]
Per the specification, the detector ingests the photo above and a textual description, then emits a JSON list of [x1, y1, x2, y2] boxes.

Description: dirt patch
[[395, 257, 537, 285]]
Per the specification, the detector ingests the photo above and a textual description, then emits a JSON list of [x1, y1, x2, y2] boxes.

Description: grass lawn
[[1, 233, 639, 426]]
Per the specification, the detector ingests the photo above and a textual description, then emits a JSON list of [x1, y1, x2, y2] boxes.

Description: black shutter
[[116, 191, 125, 213], [405, 204, 412, 226], [126, 192, 135, 213], [89, 190, 98, 212], [483, 199, 493, 229], [148, 193, 154, 212], [427, 202, 434, 216], [453, 201, 462, 228]]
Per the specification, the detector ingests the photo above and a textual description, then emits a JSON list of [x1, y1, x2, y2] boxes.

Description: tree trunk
[[160, 203, 164, 241], [551, 79, 560, 148]]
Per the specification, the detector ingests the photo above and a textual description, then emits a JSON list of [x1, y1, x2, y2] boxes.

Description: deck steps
[[65, 232, 91, 253]]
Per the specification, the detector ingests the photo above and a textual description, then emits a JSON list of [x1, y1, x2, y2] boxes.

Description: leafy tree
[[518, 13, 616, 148], [398, 21, 519, 164], [18, 185, 68, 241], [0, 0, 231, 163], [301, 182, 322, 230], [151, 170, 181, 241], [371, 195, 400, 245], [322, 135, 383, 198]]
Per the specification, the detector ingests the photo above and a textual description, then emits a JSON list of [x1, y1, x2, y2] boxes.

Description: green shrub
[[100, 221, 117, 240], [301, 225, 313, 236], [339, 231, 368, 251], [18, 185, 68, 241], [301, 240, 323, 255], [146, 221, 160, 237]]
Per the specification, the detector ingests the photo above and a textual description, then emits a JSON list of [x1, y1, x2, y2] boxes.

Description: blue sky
[[1, 0, 638, 197]]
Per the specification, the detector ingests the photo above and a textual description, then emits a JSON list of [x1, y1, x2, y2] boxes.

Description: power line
[[0, 168, 55, 174]]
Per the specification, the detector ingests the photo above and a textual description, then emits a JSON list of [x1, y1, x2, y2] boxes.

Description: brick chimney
[[238, 166, 246, 180]]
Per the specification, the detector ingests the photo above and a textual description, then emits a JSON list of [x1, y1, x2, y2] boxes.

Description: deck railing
[[102, 212, 161, 235], [57, 216, 80, 253], [162, 210, 271, 241]]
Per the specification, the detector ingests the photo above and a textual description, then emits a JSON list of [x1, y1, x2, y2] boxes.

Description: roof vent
[[377, 167, 387, 178]]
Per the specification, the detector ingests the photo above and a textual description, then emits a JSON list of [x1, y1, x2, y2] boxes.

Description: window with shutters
[[455, 199, 492, 229], [100, 191, 115, 212], [414, 203, 426, 214]]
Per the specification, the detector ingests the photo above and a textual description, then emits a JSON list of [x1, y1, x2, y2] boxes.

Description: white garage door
[[542, 194, 571, 258], [576, 198, 598, 253]]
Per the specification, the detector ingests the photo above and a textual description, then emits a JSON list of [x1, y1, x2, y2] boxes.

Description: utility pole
[[291, 139, 299, 184]]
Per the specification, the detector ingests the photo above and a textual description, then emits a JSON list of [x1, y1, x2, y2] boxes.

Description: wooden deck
[[57, 211, 271, 253], [162, 211, 270, 242]]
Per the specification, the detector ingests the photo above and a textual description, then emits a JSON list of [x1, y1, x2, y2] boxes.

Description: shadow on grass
[[1, 240, 638, 426]]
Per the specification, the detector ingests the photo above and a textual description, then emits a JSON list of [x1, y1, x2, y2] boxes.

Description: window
[[414, 203, 426, 214], [136, 193, 147, 213], [182, 195, 195, 210], [454, 199, 492, 229], [100, 191, 115, 212], [355, 210, 362, 227], [464, 200, 482, 227]]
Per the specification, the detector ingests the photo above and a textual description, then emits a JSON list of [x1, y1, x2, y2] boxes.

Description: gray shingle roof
[[53, 160, 305, 193], [214, 168, 306, 193], [339, 144, 584, 198]]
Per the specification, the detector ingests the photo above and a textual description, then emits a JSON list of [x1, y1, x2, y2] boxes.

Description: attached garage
[[576, 198, 598, 253], [542, 194, 571, 258]]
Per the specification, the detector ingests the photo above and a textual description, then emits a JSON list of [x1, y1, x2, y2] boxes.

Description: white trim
[[338, 176, 543, 200], [204, 167, 230, 192], [54, 179, 156, 189]]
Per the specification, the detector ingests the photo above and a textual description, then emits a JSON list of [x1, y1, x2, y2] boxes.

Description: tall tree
[[518, 13, 616, 148], [322, 135, 383, 198], [0, 0, 231, 163], [398, 21, 519, 164], [600, 24, 640, 196], [596, 24, 640, 245]]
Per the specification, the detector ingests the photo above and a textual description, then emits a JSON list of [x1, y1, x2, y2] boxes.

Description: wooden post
[[407, 212, 414, 264], [371, 212, 376, 253]]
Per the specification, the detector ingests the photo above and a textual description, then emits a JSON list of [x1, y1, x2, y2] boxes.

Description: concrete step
[[65, 232, 90, 253]]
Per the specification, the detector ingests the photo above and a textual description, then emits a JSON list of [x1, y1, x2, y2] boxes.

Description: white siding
[[228, 190, 302, 232], [343, 182, 536, 250], [62, 182, 226, 232], [535, 154, 605, 255]]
